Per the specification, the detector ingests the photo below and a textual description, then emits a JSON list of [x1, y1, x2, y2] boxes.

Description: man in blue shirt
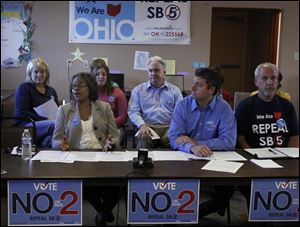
[[169, 67, 236, 218], [128, 56, 183, 149]]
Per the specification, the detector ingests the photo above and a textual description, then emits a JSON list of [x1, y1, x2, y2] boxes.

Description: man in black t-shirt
[[236, 62, 298, 148], [235, 62, 299, 208]]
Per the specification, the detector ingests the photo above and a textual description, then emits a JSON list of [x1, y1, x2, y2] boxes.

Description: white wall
[[1, 1, 298, 116]]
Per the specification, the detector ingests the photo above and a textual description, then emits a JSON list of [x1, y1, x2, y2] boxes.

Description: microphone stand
[[133, 148, 153, 169]]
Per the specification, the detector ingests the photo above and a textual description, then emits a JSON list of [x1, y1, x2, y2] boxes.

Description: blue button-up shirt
[[128, 80, 183, 128], [169, 95, 237, 153]]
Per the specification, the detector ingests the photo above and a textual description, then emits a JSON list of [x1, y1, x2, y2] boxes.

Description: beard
[[262, 87, 276, 98]]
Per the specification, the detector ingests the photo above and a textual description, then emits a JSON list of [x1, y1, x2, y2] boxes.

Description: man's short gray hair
[[254, 62, 279, 78], [148, 56, 166, 70]]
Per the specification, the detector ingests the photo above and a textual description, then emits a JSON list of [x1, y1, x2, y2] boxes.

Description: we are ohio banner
[[69, 1, 190, 44]]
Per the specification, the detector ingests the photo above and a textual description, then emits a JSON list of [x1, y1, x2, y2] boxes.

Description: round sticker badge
[[205, 121, 216, 130], [276, 118, 286, 129], [73, 118, 80, 126], [108, 96, 115, 103]]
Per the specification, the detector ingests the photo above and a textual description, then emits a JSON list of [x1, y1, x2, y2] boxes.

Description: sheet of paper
[[151, 151, 190, 161], [165, 60, 176, 75], [187, 151, 247, 161], [134, 51, 149, 70], [149, 128, 160, 140], [135, 128, 160, 140], [201, 160, 244, 173], [124, 151, 138, 161], [11, 146, 21, 156], [273, 147, 299, 158], [33, 98, 58, 120], [32, 150, 129, 162], [250, 159, 283, 168], [31, 150, 69, 162], [124, 151, 190, 161], [30, 150, 247, 163], [66, 152, 97, 162], [40, 159, 74, 163], [244, 148, 287, 159], [96, 152, 128, 161]]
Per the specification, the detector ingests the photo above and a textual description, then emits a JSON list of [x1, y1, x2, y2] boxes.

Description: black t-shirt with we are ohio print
[[235, 94, 299, 148]]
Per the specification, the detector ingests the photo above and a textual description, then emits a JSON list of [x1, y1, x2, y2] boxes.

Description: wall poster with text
[[69, 1, 190, 45]]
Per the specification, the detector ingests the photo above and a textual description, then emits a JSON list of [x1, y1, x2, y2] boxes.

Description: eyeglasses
[[71, 84, 88, 90]]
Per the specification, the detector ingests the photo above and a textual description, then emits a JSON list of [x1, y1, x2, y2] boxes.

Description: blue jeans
[[26, 120, 55, 148]]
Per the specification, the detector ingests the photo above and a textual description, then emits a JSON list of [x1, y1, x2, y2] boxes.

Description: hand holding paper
[[135, 126, 160, 140]]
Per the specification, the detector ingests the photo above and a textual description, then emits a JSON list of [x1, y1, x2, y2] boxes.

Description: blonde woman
[[14, 57, 59, 148]]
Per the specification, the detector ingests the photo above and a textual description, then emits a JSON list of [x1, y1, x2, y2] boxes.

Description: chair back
[[110, 73, 124, 91], [1, 92, 15, 118], [233, 92, 250, 111], [165, 74, 184, 92]]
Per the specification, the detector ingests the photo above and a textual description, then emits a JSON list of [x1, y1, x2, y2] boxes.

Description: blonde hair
[[148, 55, 166, 70], [26, 57, 50, 84], [254, 62, 278, 78]]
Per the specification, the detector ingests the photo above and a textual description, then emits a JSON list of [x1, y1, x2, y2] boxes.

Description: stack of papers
[[244, 147, 299, 159], [31, 150, 249, 174], [31, 150, 247, 163]]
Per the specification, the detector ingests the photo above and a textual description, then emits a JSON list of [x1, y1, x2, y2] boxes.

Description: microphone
[[138, 148, 148, 167], [133, 148, 153, 169]]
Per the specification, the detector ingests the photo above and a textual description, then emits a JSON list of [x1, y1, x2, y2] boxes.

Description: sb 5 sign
[[127, 179, 199, 224], [8, 180, 82, 226]]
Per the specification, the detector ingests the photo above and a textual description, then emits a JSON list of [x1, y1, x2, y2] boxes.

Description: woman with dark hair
[[90, 59, 128, 129], [52, 72, 120, 225], [90, 59, 128, 147]]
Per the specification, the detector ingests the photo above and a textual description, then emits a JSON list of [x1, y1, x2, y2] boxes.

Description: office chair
[[125, 123, 137, 149], [165, 74, 185, 93], [119, 123, 129, 149], [233, 92, 250, 111], [110, 73, 125, 91]]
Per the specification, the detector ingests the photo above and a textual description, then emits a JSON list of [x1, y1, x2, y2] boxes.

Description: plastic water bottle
[[21, 129, 32, 160]]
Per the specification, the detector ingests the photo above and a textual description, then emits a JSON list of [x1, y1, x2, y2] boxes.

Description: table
[[1, 150, 298, 185], [1, 150, 298, 226]]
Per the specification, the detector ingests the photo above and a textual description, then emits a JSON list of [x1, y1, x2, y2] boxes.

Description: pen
[[272, 148, 288, 157], [268, 149, 277, 154]]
